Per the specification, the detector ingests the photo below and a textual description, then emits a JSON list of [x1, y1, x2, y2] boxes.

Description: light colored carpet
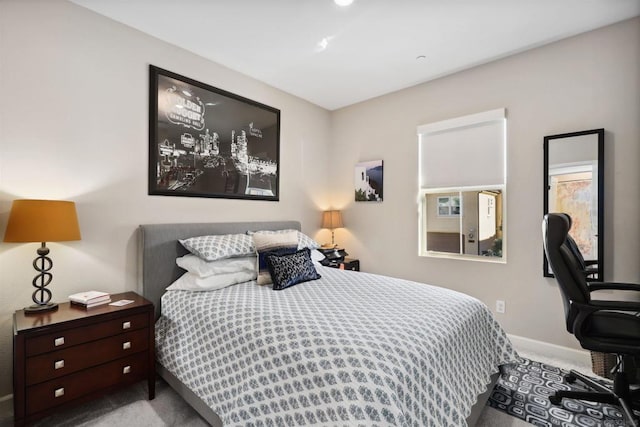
[[0, 379, 207, 427], [0, 349, 587, 427], [477, 406, 530, 426]]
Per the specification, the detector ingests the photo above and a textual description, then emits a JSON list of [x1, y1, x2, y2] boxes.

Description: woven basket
[[591, 351, 616, 379]]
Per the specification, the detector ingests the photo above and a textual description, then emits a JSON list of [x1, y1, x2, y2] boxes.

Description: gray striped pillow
[[179, 233, 254, 261]]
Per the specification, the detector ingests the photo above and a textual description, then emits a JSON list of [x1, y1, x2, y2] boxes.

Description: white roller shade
[[418, 108, 505, 189]]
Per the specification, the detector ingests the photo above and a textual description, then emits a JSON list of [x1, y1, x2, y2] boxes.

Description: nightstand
[[330, 258, 360, 271], [13, 291, 155, 426], [318, 247, 349, 260]]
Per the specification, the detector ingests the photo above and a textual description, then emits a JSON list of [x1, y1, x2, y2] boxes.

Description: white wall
[[330, 18, 640, 349], [0, 0, 331, 397], [0, 0, 638, 406]]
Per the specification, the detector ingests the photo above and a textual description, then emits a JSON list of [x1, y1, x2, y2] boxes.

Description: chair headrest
[[543, 213, 571, 250], [558, 213, 572, 229]]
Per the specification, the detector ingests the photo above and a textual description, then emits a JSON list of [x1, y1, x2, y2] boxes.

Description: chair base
[[550, 369, 640, 426]]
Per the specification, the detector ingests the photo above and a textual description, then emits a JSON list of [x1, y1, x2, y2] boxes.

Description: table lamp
[[4, 199, 81, 313], [321, 210, 344, 247]]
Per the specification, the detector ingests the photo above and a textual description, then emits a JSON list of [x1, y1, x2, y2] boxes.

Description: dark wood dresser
[[13, 291, 155, 426]]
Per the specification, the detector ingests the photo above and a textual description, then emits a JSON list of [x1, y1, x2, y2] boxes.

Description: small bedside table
[[13, 291, 155, 426], [329, 258, 360, 271], [317, 247, 349, 260]]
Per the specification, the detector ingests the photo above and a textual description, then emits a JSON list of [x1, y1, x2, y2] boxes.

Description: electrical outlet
[[496, 300, 506, 314]]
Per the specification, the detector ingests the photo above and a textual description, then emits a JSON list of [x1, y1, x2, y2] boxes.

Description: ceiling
[[70, 0, 640, 110]]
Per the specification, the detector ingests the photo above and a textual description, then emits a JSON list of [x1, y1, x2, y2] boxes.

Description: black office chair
[[562, 215, 599, 279], [542, 213, 640, 426]]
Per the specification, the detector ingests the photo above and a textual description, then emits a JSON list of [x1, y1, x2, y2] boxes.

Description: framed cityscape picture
[[149, 65, 280, 200], [354, 160, 383, 202]]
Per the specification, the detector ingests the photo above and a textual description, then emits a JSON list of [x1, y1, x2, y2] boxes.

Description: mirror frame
[[543, 128, 604, 280]]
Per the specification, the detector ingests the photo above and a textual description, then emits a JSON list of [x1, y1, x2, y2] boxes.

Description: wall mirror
[[543, 128, 604, 280]]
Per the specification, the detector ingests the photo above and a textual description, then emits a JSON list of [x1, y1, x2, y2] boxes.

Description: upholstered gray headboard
[[138, 221, 301, 319]]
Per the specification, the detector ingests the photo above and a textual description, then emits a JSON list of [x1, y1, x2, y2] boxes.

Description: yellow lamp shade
[[321, 210, 344, 230], [4, 200, 81, 243]]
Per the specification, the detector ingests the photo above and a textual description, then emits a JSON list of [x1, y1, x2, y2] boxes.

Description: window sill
[[419, 251, 507, 264]]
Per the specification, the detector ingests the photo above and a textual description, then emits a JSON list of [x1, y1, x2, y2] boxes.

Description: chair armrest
[[587, 282, 640, 292], [588, 299, 640, 312], [571, 300, 640, 315], [571, 300, 640, 345]]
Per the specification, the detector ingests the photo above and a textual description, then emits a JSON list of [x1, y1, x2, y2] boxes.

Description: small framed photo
[[149, 66, 280, 200], [354, 160, 383, 202]]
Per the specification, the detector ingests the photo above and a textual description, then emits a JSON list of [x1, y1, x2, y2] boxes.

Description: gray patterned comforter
[[155, 266, 518, 426]]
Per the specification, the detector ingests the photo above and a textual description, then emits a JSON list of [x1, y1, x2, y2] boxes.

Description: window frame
[[417, 109, 507, 262]]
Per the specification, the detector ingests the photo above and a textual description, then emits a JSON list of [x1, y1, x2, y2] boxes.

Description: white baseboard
[[508, 334, 592, 367]]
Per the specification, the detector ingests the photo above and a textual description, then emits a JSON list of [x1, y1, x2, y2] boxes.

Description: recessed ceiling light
[[334, 0, 353, 6], [317, 37, 330, 52]]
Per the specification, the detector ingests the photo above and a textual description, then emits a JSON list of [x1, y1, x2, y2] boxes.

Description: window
[[417, 109, 506, 261], [436, 195, 460, 217]]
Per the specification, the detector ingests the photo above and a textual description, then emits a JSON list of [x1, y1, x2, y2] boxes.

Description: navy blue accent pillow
[[266, 248, 321, 290], [257, 247, 297, 284], [253, 230, 299, 285]]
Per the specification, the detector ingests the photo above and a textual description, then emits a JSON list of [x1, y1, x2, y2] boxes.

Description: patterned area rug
[[489, 357, 634, 426]]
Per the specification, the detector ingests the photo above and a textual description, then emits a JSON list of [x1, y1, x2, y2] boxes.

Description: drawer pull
[[122, 321, 131, 330], [54, 337, 65, 347], [54, 388, 65, 398], [54, 360, 65, 370], [122, 341, 131, 350], [123, 365, 131, 374]]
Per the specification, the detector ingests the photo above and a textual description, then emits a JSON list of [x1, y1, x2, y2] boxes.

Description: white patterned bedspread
[[156, 266, 518, 426]]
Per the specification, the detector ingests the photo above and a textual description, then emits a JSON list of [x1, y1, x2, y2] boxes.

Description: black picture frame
[[149, 65, 280, 201]]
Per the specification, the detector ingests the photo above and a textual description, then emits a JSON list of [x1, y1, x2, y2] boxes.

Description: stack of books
[[69, 291, 111, 309]]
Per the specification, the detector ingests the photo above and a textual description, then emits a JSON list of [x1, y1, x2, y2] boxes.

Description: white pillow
[[176, 254, 256, 278], [166, 270, 256, 291], [311, 249, 326, 266]]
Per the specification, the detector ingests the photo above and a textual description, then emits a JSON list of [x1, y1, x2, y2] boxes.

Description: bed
[[139, 221, 517, 426]]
